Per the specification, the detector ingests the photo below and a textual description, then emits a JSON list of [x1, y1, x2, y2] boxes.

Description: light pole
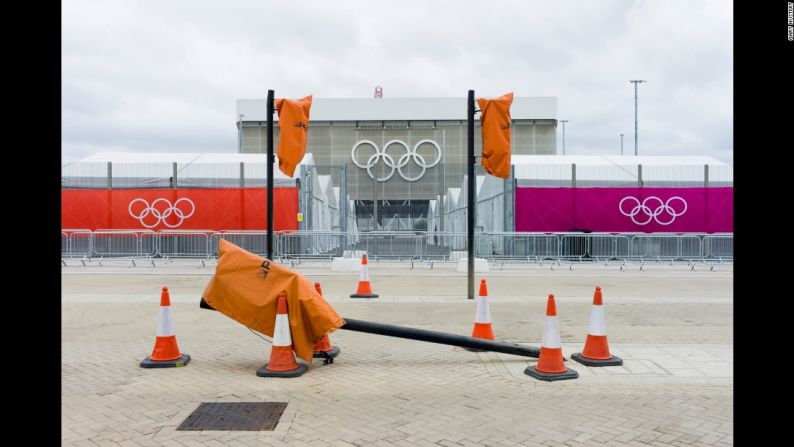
[[620, 133, 624, 155], [629, 80, 645, 156], [559, 120, 568, 155], [237, 113, 245, 152]]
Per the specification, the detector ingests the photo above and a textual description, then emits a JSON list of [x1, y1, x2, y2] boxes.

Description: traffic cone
[[313, 282, 340, 363], [465, 279, 494, 352], [140, 287, 190, 368], [350, 254, 379, 298], [256, 291, 308, 377], [571, 286, 623, 366], [524, 294, 578, 381]]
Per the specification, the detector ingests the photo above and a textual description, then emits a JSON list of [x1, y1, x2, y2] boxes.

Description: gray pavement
[[62, 262, 732, 446]]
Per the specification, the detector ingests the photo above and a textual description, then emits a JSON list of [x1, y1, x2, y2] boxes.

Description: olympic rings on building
[[128, 198, 196, 228], [351, 139, 442, 182], [618, 196, 687, 226]]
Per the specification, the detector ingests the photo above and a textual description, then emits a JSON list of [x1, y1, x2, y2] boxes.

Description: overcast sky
[[62, 0, 732, 163]]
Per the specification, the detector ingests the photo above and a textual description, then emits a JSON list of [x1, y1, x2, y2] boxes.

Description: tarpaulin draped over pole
[[202, 239, 345, 362], [275, 95, 313, 177], [477, 92, 513, 179]]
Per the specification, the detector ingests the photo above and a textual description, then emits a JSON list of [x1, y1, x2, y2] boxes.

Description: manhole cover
[[177, 402, 288, 431]]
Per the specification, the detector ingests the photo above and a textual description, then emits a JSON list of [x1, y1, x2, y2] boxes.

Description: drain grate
[[177, 402, 288, 431]]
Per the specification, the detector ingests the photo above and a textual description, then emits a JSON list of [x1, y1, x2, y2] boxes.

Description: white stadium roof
[[237, 97, 557, 122]]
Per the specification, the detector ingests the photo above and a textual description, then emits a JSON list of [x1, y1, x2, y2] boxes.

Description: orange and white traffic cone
[[524, 294, 578, 381], [571, 286, 623, 366], [350, 254, 378, 298], [313, 282, 340, 363], [140, 287, 190, 368], [256, 291, 308, 377], [465, 279, 494, 352]]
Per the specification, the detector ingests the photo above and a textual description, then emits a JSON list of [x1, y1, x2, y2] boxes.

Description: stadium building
[[61, 96, 732, 261], [236, 97, 558, 231]]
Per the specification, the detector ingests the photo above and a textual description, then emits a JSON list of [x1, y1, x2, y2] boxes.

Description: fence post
[[298, 165, 307, 231], [172, 162, 178, 188], [571, 163, 576, 188], [107, 162, 112, 190], [638, 164, 643, 188], [504, 165, 515, 232], [240, 162, 245, 188], [340, 164, 348, 253], [704, 164, 709, 188]]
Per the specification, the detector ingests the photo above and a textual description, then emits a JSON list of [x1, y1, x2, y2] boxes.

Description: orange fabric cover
[[202, 239, 344, 362], [477, 92, 513, 179], [275, 95, 313, 177]]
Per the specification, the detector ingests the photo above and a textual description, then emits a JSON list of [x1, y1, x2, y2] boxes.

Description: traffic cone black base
[[140, 354, 191, 368], [313, 346, 341, 359], [350, 293, 379, 298], [524, 365, 578, 381], [571, 352, 623, 367], [256, 363, 308, 378]]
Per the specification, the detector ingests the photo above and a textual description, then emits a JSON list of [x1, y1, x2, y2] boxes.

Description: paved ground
[[62, 262, 733, 446]]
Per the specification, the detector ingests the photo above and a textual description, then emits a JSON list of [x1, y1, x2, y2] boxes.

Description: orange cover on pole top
[[477, 92, 513, 179], [275, 95, 313, 177], [202, 239, 344, 362]]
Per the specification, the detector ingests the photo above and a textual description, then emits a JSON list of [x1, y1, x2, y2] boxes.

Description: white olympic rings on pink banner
[[618, 196, 687, 226]]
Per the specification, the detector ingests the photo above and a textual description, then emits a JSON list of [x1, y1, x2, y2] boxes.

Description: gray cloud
[[62, 0, 732, 163]]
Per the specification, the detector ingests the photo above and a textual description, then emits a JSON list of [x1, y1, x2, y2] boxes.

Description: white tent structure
[[340, 194, 360, 244], [512, 155, 732, 187], [427, 197, 440, 232], [434, 154, 733, 245], [62, 152, 315, 188], [311, 175, 337, 232], [62, 152, 347, 237]]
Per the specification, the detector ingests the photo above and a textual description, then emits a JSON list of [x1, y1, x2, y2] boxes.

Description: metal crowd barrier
[[62, 229, 93, 258], [213, 231, 271, 257], [352, 231, 423, 260], [278, 231, 347, 260], [628, 234, 703, 261], [92, 229, 156, 258], [158, 230, 212, 258], [483, 232, 561, 261], [557, 233, 633, 261], [703, 234, 734, 260], [60, 230, 733, 264]]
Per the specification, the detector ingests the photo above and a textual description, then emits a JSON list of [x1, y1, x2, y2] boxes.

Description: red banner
[[61, 188, 299, 231]]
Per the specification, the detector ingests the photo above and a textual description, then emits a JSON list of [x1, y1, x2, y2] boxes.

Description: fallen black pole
[[340, 318, 539, 358], [199, 298, 539, 358]]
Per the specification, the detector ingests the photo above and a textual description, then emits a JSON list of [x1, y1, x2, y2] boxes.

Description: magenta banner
[[515, 187, 733, 233]]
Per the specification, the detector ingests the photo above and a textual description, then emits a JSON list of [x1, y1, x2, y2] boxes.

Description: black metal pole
[[341, 318, 539, 358], [198, 298, 540, 358], [467, 90, 475, 300], [266, 89, 274, 260]]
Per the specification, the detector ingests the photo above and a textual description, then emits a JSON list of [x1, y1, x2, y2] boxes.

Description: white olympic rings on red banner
[[128, 198, 196, 228], [618, 196, 687, 226]]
